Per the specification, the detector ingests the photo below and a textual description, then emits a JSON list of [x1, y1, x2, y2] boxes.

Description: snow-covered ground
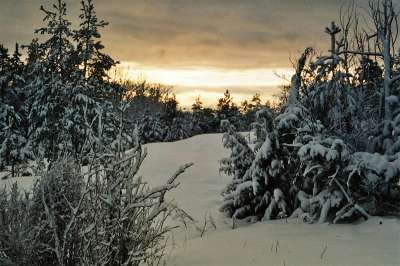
[[1, 133, 399, 265], [140, 133, 399, 266]]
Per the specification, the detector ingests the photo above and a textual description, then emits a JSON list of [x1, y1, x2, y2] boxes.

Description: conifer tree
[[0, 44, 31, 176], [64, 0, 119, 160], [217, 90, 242, 130], [73, 0, 116, 86], [219, 120, 255, 219], [28, 0, 75, 160], [191, 96, 218, 134]]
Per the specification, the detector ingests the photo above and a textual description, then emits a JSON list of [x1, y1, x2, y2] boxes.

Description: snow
[[138, 133, 231, 228], [1, 133, 399, 266], [349, 152, 400, 183], [166, 218, 400, 266], [0, 174, 38, 192], [139, 134, 400, 266]]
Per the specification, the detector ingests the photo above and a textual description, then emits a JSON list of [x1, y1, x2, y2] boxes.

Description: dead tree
[[339, 0, 400, 120], [288, 47, 314, 104]]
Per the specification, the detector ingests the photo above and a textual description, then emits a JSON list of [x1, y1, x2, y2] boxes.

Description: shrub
[[0, 145, 192, 265]]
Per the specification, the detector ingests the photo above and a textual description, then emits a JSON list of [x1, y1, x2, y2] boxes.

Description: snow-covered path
[[140, 133, 231, 223], [139, 133, 400, 266]]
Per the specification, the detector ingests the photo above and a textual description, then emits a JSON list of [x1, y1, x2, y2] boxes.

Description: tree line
[[121, 81, 272, 144]]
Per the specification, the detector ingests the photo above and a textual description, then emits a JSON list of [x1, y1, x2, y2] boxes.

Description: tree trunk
[[382, 38, 392, 120]]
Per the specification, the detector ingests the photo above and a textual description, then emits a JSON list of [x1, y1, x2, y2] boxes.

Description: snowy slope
[[139, 133, 231, 222], [1, 133, 399, 266]]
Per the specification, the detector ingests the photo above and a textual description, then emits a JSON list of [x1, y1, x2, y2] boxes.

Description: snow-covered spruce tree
[[299, 10, 396, 149], [254, 49, 379, 223], [164, 115, 192, 142], [0, 44, 32, 176], [73, 0, 116, 83], [291, 132, 399, 224], [217, 90, 244, 131], [343, 151, 400, 218], [60, 0, 104, 161], [161, 96, 191, 141], [27, 0, 76, 160], [191, 96, 219, 134], [244, 48, 315, 221], [23, 0, 122, 163], [219, 104, 309, 222], [292, 135, 350, 223], [190, 96, 205, 135], [59, 0, 120, 162], [219, 120, 255, 219], [246, 104, 315, 221]]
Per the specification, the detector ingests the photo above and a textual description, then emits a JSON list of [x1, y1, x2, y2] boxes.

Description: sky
[[0, 0, 367, 107]]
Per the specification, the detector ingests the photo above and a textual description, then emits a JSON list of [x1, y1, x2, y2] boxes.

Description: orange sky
[[116, 62, 293, 107], [0, 0, 375, 106]]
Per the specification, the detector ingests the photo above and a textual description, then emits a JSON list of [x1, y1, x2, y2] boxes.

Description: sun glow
[[115, 62, 293, 107]]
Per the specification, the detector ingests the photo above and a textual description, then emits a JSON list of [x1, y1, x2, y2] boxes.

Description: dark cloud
[[0, 0, 376, 68]]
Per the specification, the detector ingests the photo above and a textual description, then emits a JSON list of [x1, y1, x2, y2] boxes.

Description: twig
[[320, 244, 328, 260]]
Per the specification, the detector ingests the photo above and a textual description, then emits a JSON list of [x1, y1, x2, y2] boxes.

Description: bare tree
[[339, 0, 400, 119]]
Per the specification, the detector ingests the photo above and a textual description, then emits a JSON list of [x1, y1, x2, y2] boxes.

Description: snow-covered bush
[[251, 108, 273, 151], [297, 137, 349, 192], [291, 136, 351, 223], [0, 184, 32, 266], [369, 97, 400, 155], [344, 152, 400, 216], [249, 103, 320, 221], [219, 120, 255, 219], [220, 102, 371, 224], [29, 157, 84, 265], [0, 143, 192, 265]]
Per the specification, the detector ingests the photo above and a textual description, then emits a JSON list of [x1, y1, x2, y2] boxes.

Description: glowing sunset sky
[[0, 0, 369, 106]]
